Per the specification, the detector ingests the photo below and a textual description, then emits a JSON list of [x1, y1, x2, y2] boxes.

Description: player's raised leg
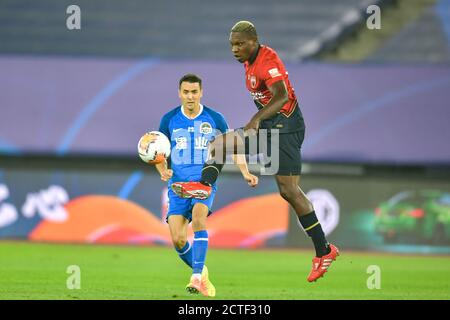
[[185, 203, 216, 297], [172, 130, 243, 199], [275, 175, 339, 282]]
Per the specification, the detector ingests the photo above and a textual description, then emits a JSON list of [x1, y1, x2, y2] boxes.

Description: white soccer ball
[[137, 131, 171, 164]]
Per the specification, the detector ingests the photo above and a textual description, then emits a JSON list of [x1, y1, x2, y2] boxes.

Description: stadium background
[[1, 0, 449, 300]]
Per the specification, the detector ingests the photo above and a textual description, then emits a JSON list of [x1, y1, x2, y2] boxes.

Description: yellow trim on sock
[[304, 221, 320, 231]]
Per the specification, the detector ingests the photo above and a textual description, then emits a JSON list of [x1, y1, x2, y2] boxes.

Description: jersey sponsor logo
[[250, 91, 266, 101], [195, 136, 209, 150], [199, 122, 212, 134], [175, 137, 188, 150], [268, 68, 281, 78]]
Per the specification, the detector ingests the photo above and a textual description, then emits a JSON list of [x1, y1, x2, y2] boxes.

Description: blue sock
[[192, 230, 208, 274], [175, 242, 193, 268]]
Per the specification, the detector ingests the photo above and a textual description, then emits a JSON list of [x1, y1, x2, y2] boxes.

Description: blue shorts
[[166, 186, 216, 223]]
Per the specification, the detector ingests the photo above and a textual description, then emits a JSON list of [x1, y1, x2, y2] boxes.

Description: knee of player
[[191, 218, 207, 232], [279, 187, 314, 212], [278, 185, 305, 203], [172, 235, 187, 249], [279, 186, 295, 201]]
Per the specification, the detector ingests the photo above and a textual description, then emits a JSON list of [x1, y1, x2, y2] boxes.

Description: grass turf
[[0, 241, 448, 300]]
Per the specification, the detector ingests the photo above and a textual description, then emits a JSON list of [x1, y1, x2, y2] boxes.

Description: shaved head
[[230, 20, 258, 40]]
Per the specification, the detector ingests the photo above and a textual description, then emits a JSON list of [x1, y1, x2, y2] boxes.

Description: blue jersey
[[159, 104, 229, 185]]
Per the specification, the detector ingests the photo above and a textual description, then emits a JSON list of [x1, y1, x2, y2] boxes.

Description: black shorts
[[238, 128, 305, 176]]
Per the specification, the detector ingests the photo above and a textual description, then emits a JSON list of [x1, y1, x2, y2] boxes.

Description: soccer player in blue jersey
[[155, 74, 258, 297]]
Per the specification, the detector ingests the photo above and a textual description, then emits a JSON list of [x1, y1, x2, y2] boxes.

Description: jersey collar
[[181, 103, 203, 120], [248, 44, 261, 65]]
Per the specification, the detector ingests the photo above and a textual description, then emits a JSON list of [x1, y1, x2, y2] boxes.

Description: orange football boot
[[307, 244, 340, 282], [185, 266, 216, 297]]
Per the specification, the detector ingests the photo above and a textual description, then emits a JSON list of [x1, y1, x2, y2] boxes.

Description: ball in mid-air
[[137, 131, 171, 164]]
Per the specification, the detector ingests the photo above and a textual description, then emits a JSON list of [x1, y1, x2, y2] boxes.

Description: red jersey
[[244, 45, 305, 133]]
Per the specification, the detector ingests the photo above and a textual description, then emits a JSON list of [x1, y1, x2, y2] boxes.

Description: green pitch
[[0, 241, 448, 300]]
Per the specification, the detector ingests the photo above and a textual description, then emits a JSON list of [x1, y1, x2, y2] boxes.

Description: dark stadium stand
[[367, 2, 450, 63], [0, 0, 380, 61]]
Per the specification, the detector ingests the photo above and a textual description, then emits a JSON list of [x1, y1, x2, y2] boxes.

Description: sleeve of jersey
[[211, 112, 229, 135], [158, 114, 172, 168], [158, 114, 171, 139], [261, 59, 284, 88]]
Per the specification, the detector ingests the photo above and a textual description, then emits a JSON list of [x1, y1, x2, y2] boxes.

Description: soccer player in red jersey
[[171, 21, 339, 282]]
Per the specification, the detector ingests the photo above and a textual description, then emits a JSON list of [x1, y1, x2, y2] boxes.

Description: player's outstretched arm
[[231, 154, 258, 187], [155, 160, 173, 182]]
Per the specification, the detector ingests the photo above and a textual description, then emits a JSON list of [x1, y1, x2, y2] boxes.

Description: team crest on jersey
[[200, 122, 212, 134], [250, 75, 257, 88]]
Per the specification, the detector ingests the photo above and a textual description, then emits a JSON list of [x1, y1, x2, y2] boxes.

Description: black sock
[[200, 162, 224, 186], [298, 211, 330, 257]]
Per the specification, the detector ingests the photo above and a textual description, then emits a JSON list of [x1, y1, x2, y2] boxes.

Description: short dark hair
[[231, 21, 258, 39], [179, 73, 202, 89]]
